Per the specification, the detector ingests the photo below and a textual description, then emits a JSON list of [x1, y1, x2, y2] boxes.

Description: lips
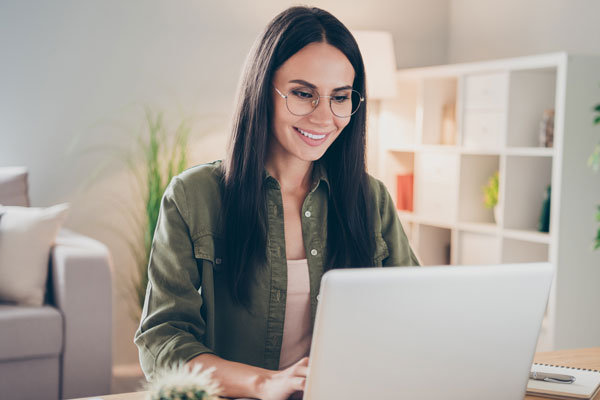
[[294, 127, 331, 147], [296, 127, 326, 139]]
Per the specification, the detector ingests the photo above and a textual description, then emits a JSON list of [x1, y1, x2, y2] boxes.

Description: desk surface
[[76, 347, 600, 400]]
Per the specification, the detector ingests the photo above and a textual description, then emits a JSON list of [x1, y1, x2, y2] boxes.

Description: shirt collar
[[263, 160, 330, 193], [311, 160, 330, 193]]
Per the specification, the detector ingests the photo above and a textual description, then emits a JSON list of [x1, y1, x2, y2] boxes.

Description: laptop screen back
[[304, 263, 554, 400]]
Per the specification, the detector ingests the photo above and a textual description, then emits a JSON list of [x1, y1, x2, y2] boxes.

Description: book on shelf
[[396, 174, 413, 212], [527, 363, 600, 399]]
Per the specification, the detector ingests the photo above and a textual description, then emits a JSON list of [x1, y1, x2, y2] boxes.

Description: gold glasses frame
[[274, 86, 364, 118]]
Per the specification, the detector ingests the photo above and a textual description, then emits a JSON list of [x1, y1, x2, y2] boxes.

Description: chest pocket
[[193, 234, 223, 272], [374, 233, 389, 266]]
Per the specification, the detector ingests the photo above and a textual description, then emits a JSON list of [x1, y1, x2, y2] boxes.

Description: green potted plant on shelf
[[482, 171, 500, 223], [589, 102, 600, 250]]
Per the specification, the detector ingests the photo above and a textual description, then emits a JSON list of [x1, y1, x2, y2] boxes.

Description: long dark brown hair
[[222, 6, 374, 305]]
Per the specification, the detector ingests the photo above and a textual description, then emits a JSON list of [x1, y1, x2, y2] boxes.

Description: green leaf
[[594, 115, 600, 125], [594, 103, 600, 112], [482, 171, 499, 209]]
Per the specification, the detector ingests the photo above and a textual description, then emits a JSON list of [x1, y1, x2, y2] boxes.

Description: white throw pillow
[[0, 203, 69, 306]]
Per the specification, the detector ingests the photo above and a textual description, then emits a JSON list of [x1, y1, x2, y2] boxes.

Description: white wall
[[0, 0, 449, 371], [447, 0, 600, 63]]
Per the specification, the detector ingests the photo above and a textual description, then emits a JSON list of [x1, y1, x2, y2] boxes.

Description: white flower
[[145, 362, 222, 400]]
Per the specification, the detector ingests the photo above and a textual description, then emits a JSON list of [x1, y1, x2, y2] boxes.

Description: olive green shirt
[[134, 160, 419, 379]]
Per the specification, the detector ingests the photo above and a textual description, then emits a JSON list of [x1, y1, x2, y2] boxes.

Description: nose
[[308, 97, 334, 125]]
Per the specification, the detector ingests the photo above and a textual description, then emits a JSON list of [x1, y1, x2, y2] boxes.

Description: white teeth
[[297, 128, 326, 140]]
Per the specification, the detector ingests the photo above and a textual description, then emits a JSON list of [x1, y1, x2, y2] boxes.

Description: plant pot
[[493, 205, 500, 225]]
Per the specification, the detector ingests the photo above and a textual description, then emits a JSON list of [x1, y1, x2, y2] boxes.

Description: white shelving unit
[[372, 53, 600, 352]]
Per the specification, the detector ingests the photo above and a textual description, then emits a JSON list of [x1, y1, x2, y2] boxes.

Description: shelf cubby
[[414, 151, 459, 223], [400, 220, 418, 251], [457, 230, 500, 265], [379, 80, 419, 148], [421, 78, 458, 146], [501, 238, 549, 263], [417, 224, 451, 266], [458, 154, 500, 225], [506, 68, 557, 148], [503, 155, 552, 232]]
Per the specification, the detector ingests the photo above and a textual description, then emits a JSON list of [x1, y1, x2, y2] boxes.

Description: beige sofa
[[0, 167, 112, 399]]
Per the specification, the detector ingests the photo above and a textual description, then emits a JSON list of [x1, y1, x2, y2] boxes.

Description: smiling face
[[268, 41, 356, 169]]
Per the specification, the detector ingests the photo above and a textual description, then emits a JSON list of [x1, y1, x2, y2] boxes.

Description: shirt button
[[215, 258, 222, 265], [304, 210, 311, 218], [310, 249, 318, 256]]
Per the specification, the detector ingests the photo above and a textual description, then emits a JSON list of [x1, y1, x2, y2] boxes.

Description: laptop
[[303, 262, 554, 400]]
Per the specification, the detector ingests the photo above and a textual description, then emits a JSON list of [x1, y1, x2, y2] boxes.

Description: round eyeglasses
[[274, 86, 364, 118]]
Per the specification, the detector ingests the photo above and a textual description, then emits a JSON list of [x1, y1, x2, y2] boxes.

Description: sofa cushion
[[0, 204, 69, 305], [0, 304, 63, 361], [0, 167, 30, 207]]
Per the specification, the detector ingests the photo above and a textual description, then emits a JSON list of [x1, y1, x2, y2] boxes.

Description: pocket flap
[[193, 234, 222, 270]]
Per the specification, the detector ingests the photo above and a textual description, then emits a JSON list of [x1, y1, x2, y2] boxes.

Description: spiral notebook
[[527, 363, 600, 399]]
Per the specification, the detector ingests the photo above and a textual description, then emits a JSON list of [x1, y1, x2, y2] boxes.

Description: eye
[[290, 88, 315, 100], [331, 93, 351, 103]]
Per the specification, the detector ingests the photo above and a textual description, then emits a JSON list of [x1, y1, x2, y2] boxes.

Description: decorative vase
[[493, 205, 500, 225]]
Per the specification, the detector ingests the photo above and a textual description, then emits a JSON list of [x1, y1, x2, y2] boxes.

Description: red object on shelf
[[396, 174, 414, 211]]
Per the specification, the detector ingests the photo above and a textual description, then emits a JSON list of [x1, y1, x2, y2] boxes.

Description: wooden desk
[[75, 348, 600, 400]]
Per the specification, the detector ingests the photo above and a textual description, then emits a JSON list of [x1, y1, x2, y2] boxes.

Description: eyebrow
[[288, 79, 353, 91]]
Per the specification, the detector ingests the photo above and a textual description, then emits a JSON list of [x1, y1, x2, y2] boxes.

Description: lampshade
[[352, 30, 398, 100]]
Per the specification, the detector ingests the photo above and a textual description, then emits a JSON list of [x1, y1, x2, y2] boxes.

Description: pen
[[529, 371, 576, 384]]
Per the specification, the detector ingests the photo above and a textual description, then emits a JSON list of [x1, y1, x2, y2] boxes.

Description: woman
[[135, 6, 418, 400]]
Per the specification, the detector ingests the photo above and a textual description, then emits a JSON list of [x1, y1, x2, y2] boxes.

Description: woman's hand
[[187, 353, 308, 400], [257, 357, 309, 400]]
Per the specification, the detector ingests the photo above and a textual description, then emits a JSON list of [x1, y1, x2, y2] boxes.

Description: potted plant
[[145, 363, 221, 400], [482, 171, 500, 223], [128, 108, 191, 316]]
